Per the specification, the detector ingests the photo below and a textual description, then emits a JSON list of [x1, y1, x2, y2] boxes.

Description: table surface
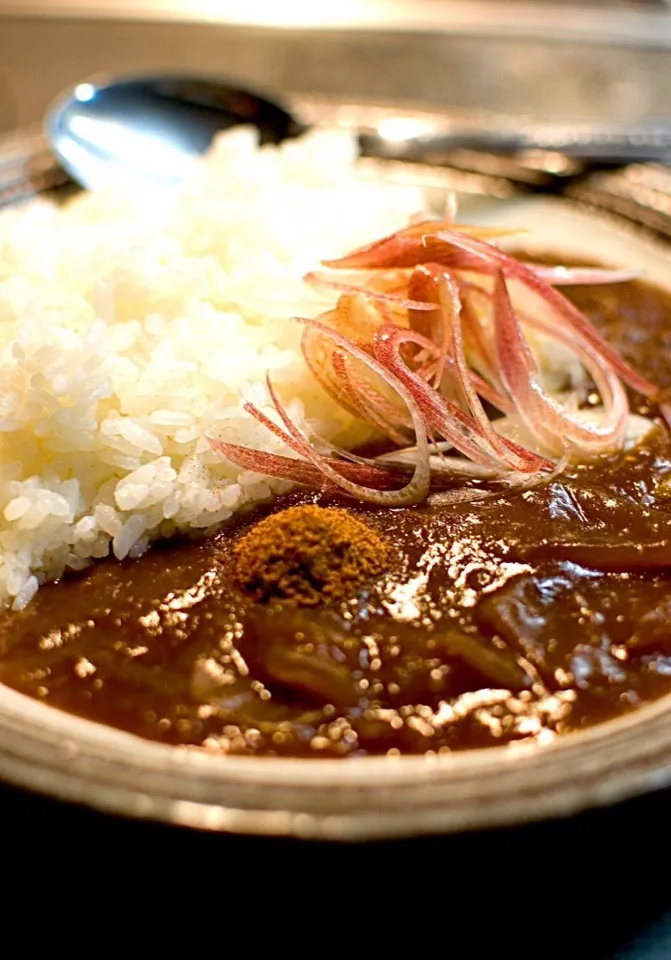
[[0, 0, 670, 34]]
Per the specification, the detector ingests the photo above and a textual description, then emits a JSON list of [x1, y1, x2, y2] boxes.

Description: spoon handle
[[362, 122, 671, 165]]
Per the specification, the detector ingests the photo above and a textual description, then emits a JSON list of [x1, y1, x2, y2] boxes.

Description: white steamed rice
[[0, 128, 424, 610]]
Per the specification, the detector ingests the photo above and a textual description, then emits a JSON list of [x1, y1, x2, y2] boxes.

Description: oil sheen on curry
[[3, 268, 671, 758]]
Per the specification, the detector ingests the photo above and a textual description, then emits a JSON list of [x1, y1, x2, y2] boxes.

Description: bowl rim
[[3, 681, 671, 839]]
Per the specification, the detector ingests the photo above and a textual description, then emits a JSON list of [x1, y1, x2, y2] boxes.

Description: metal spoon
[[360, 120, 671, 168], [46, 73, 303, 191], [46, 72, 671, 192]]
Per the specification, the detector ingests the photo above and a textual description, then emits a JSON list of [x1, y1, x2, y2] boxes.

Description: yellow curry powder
[[233, 504, 393, 606]]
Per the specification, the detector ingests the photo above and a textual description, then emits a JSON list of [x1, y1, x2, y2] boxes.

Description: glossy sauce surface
[[2, 276, 671, 757]]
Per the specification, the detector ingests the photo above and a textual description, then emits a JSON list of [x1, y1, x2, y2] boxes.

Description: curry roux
[[2, 274, 671, 757]]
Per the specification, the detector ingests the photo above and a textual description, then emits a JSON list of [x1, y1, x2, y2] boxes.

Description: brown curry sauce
[[2, 275, 671, 757]]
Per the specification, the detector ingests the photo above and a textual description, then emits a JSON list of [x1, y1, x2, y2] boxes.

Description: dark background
[[2, 778, 670, 954]]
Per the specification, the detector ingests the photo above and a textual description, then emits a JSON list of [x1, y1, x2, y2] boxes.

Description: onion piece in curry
[[214, 217, 662, 504]]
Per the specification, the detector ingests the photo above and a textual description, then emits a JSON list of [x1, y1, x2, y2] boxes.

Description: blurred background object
[[2, 0, 671, 202], [1, 1, 671, 135]]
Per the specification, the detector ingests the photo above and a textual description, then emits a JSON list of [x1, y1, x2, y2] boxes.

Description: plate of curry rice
[[2, 124, 671, 839]]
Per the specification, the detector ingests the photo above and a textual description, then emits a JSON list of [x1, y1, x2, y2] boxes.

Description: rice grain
[[0, 128, 423, 608]]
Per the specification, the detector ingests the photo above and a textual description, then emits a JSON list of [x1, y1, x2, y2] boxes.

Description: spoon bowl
[[47, 74, 303, 191]]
